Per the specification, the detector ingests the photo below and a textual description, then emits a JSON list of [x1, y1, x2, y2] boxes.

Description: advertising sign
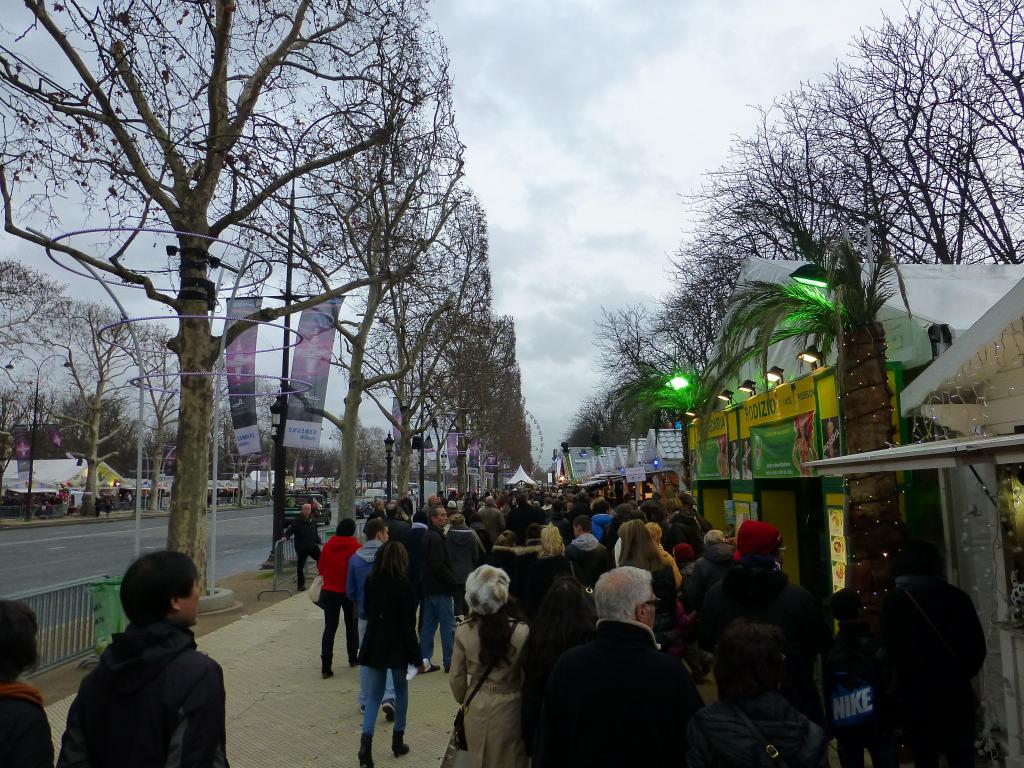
[[468, 438, 480, 469], [750, 412, 817, 478], [224, 297, 263, 455], [12, 424, 30, 477], [695, 434, 728, 479], [283, 299, 343, 449]]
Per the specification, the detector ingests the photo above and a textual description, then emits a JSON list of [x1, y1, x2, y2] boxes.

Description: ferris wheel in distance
[[524, 409, 544, 473]]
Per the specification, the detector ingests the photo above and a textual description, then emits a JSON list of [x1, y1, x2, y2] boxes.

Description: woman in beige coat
[[449, 565, 530, 768]]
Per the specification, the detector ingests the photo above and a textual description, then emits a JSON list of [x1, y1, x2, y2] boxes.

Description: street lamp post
[[5, 355, 71, 521], [384, 433, 395, 501]]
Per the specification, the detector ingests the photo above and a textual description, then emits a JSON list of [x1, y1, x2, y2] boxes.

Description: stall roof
[[507, 466, 537, 486], [804, 433, 1024, 475], [900, 274, 1024, 415], [2, 458, 125, 491]]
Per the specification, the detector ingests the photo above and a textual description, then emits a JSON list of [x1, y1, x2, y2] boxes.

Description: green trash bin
[[89, 577, 126, 655]]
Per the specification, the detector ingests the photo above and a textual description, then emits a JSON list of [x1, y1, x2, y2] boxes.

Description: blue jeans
[[418, 594, 455, 668], [362, 666, 408, 736], [357, 619, 394, 709]]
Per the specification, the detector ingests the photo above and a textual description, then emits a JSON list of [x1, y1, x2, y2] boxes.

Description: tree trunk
[[456, 411, 467, 494], [337, 382, 362, 521], [83, 456, 98, 517], [149, 446, 162, 512], [841, 322, 905, 611], [166, 289, 218, 586]]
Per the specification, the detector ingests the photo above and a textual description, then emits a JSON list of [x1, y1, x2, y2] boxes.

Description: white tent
[[2, 458, 125, 493], [506, 465, 537, 486]]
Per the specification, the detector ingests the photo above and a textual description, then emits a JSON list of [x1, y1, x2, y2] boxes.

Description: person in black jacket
[[385, 501, 412, 546], [687, 620, 828, 767], [699, 520, 832, 726], [523, 524, 575, 617], [684, 530, 735, 611], [546, 498, 573, 547], [881, 540, 986, 768], [0, 600, 52, 768], [419, 506, 459, 672], [357, 541, 426, 768], [283, 503, 322, 590], [566, 515, 614, 587], [506, 493, 545, 545], [57, 551, 227, 768], [520, 577, 596, 758], [537, 567, 703, 768]]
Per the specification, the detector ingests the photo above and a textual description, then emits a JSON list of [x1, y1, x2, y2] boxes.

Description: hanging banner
[[446, 432, 458, 462], [45, 424, 63, 450], [284, 298, 343, 449], [484, 453, 498, 469], [750, 413, 817, 478], [391, 398, 402, 439], [424, 434, 436, 459], [163, 444, 176, 473], [224, 297, 263, 455], [468, 438, 481, 469], [12, 424, 30, 477]]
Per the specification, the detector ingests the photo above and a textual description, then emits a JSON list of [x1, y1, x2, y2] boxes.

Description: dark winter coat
[[385, 517, 412, 548], [537, 620, 703, 768], [468, 520, 493, 553], [881, 575, 986, 737], [524, 554, 574, 616], [485, 544, 541, 600], [547, 512, 573, 547], [667, 512, 706, 555], [699, 562, 833, 725], [406, 523, 427, 589], [283, 515, 321, 555], [445, 525, 483, 584], [506, 502, 546, 545], [687, 693, 828, 768], [0, 687, 52, 768], [358, 573, 421, 670], [57, 621, 228, 768], [684, 541, 735, 611], [566, 535, 613, 588], [421, 523, 459, 597]]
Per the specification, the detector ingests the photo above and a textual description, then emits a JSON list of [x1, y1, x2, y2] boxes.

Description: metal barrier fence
[[7, 574, 107, 676], [257, 523, 355, 601]]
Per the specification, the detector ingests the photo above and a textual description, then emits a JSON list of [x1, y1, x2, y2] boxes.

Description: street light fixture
[[738, 379, 757, 395], [766, 366, 785, 384], [717, 389, 734, 404], [384, 433, 395, 501], [666, 374, 690, 391]]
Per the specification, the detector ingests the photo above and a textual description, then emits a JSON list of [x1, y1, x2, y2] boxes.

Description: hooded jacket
[[590, 513, 613, 542], [686, 693, 828, 768], [346, 539, 383, 617], [56, 621, 227, 768], [0, 682, 52, 768], [566, 535, 614, 588], [684, 541, 735, 611], [699, 562, 833, 726], [485, 544, 541, 600], [317, 534, 360, 594], [445, 524, 483, 584]]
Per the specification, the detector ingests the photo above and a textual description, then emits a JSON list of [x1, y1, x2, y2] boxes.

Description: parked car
[[283, 492, 332, 526], [354, 499, 374, 519]]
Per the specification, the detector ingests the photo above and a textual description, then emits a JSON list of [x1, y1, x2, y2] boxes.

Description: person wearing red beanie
[[698, 519, 832, 726]]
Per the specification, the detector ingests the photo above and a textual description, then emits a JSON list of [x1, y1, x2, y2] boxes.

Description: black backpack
[[823, 635, 883, 732]]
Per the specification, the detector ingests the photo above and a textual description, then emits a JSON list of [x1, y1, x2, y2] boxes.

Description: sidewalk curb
[[0, 505, 249, 531]]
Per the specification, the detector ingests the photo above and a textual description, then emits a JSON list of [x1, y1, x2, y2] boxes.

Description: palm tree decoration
[[709, 237, 908, 608]]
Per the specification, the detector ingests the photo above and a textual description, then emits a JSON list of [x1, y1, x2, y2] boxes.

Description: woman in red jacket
[[318, 518, 362, 677]]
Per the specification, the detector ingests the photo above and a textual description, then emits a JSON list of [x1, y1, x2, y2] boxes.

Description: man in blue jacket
[[347, 518, 398, 720]]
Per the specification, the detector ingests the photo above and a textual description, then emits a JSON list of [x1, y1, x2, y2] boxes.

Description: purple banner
[[468, 438, 480, 469], [391, 397, 402, 439], [225, 297, 263, 455], [284, 298, 343, 449], [12, 424, 30, 477], [484, 453, 498, 469], [45, 424, 62, 449], [446, 432, 458, 461]]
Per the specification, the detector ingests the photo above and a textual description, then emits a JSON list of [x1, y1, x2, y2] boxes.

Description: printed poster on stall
[[750, 413, 818, 478], [695, 434, 728, 479], [828, 505, 848, 591]]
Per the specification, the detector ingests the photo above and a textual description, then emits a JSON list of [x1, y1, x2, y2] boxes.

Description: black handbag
[[453, 662, 496, 750]]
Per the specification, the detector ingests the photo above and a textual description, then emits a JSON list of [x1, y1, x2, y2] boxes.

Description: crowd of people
[[0, 488, 988, 768]]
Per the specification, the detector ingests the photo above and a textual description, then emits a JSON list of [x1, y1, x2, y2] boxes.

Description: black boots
[[358, 734, 374, 768], [321, 655, 333, 679], [392, 730, 409, 757]]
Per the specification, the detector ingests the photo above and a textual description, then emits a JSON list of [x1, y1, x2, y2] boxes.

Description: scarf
[[0, 681, 44, 707]]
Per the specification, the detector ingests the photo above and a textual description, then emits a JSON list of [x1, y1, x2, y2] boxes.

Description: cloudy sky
[[428, 0, 908, 461]]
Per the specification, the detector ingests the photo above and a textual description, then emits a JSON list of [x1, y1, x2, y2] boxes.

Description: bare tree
[[0, 0, 439, 575]]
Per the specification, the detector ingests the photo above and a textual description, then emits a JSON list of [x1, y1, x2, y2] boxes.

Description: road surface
[[0, 505, 276, 596]]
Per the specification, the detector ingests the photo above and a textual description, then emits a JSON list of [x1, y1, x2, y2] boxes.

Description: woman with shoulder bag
[[449, 565, 530, 768], [357, 541, 425, 768]]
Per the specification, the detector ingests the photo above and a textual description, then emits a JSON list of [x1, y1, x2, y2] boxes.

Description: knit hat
[[673, 543, 695, 564], [734, 520, 783, 561], [447, 500, 457, 509], [464, 565, 510, 616]]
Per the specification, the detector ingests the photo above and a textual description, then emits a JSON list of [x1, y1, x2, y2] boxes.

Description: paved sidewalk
[[46, 593, 459, 767]]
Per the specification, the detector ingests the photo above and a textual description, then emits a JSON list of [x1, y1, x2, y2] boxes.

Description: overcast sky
[[4, 0, 910, 467], [428, 0, 909, 462]]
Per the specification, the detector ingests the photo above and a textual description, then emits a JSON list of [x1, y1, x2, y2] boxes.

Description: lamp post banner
[[284, 298, 343, 449], [12, 424, 30, 477], [468, 438, 480, 469], [446, 432, 459, 462], [391, 397, 402, 439], [225, 297, 263, 455], [45, 424, 63, 449]]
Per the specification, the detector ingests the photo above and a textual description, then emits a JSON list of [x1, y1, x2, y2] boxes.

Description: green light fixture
[[666, 374, 690, 391], [790, 263, 828, 289]]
